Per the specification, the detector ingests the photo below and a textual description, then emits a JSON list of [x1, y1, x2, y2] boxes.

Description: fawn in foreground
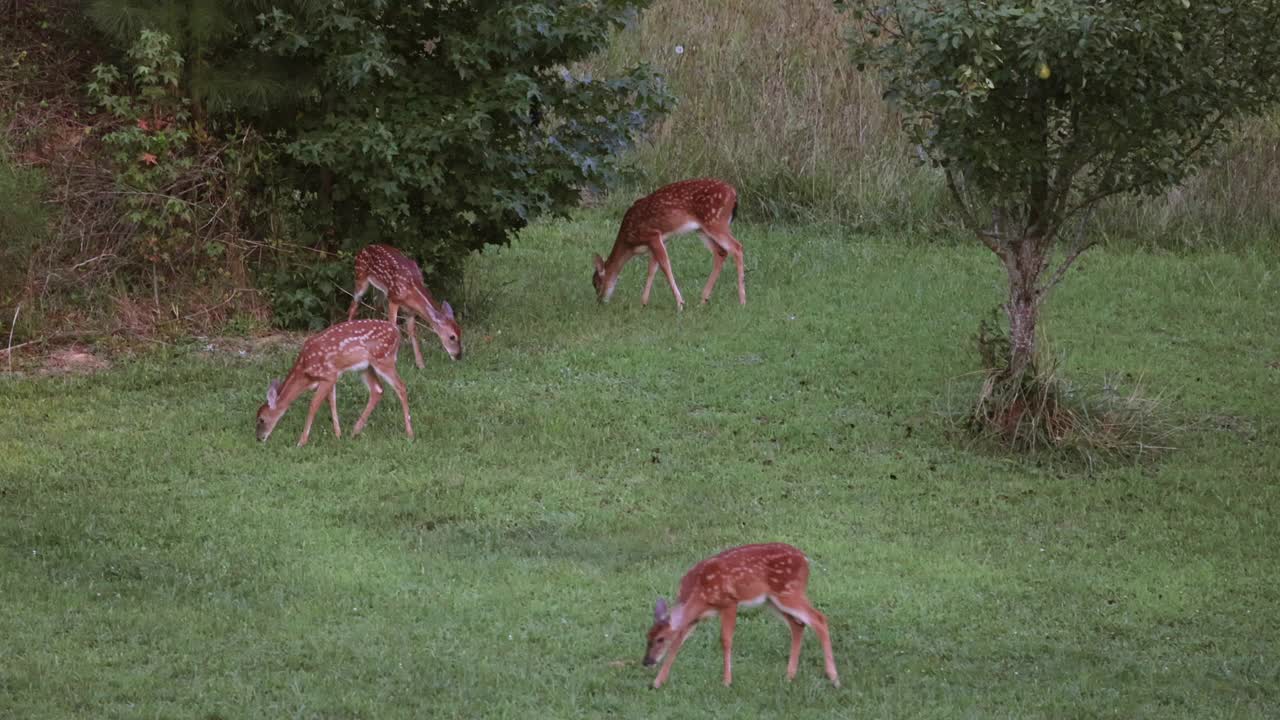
[[593, 178, 746, 309], [643, 543, 839, 689], [348, 244, 462, 368], [256, 319, 413, 447]]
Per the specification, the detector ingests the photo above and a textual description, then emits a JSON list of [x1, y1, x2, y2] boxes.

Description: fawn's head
[[592, 254, 617, 303], [256, 379, 284, 441], [643, 597, 678, 667], [427, 301, 463, 360]]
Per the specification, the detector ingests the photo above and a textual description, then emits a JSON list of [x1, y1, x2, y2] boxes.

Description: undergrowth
[[1, 4, 270, 349], [967, 309, 1182, 467]]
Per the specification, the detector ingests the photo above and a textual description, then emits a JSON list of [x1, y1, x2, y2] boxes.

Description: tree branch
[[1036, 204, 1098, 304], [1043, 101, 1086, 246], [1065, 107, 1230, 218], [944, 166, 981, 232]]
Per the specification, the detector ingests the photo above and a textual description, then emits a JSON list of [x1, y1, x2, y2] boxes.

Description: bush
[[242, 1, 673, 327], [0, 143, 49, 315], [83, 3, 674, 329]]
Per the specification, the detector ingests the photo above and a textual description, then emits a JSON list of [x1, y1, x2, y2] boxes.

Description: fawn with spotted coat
[[593, 178, 746, 309], [255, 320, 413, 447], [348, 244, 461, 368], [643, 543, 839, 689]]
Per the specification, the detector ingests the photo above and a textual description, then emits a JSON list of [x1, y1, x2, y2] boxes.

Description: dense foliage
[[85, 0, 286, 118], [0, 145, 48, 309], [86, 29, 243, 280], [843, 0, 1280, 444], [253, 1, 671, 271], [83, 1, 672, 326]]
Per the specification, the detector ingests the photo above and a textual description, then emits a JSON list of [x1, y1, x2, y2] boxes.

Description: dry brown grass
[[1, 0, 271, 350], [967, 314, 1183, 466], [597, 0, 1280, 245], [590, 0, 946, 228], [1096, 115, 1280, 248]]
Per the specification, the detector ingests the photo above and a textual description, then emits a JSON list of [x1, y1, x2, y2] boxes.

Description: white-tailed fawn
[[348, 244, 462, 368], [592, 178, 746, 309], [255, 319, 413, 447], [643, 543, 839, 689]]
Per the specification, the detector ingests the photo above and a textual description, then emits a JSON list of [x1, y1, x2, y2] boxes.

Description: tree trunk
[[1006, 286, 1037, 378], [1003, 236, 1046, 379]]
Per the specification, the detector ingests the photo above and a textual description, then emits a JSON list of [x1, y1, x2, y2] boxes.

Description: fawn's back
[[679, 543, 810, 608], [356, 244, 427, 299], [618, 178, 737, 241]]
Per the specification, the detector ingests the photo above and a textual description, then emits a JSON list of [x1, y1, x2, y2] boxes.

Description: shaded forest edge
[[2, 0, 1278, 358], [0, 0, 671, 354]]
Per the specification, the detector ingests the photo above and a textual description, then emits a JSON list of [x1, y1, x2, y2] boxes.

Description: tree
[[86, 0, 297, 119], [843, 0, 1280, 441], [251, 1, 672, 289]]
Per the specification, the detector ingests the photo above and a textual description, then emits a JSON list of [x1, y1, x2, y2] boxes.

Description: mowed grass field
[[2, 212, 1278, 718]]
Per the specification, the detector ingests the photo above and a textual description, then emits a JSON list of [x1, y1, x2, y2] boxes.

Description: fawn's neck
[[599, 237, 640, 299], [407, 280, 441, 319]]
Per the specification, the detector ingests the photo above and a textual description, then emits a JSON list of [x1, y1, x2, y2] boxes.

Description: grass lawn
[[2, 213, 1278, 718]]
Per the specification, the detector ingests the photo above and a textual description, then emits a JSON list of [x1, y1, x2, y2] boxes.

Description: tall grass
[[598, 0, 1280, 247], [591, 0, 947, 231], [1094, 115, 1280, 249]]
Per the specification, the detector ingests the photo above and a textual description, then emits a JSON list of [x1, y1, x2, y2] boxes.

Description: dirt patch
[[193, 333, 301, 359], [42, 345, 111, 375], [0, 332, 304, 378]]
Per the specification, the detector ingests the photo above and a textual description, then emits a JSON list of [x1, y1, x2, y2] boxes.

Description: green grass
[[2, 214, 1278, 718]]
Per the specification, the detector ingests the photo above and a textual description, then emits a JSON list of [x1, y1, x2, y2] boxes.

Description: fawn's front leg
[[719, 607, 737, 686], [653, 624, 695, 689]]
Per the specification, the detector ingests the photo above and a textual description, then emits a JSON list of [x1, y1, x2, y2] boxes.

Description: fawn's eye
[[449, 335, 457, 342]]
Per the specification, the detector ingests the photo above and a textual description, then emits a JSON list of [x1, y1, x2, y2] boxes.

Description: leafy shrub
[[243, 1, 673, 326], [86, 30, 258, 290], [0, 145, 49, 311]]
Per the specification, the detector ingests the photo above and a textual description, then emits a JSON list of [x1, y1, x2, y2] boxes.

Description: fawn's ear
[[424, 301, 443, 325], [266, 379, 281, 409], [442, 301, 455, 320], [654, 597, 669, 622], [593, 254, 605, 275]]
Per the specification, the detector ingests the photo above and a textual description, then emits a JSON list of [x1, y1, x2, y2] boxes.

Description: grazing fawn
[[643, 543, 839, 689], [256, 319, 413, 447], [348, 244, 462, 368], [592, 178, 746, 309]]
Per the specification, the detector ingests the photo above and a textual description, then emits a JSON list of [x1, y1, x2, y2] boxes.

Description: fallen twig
[[6, 304, 18, 372]]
